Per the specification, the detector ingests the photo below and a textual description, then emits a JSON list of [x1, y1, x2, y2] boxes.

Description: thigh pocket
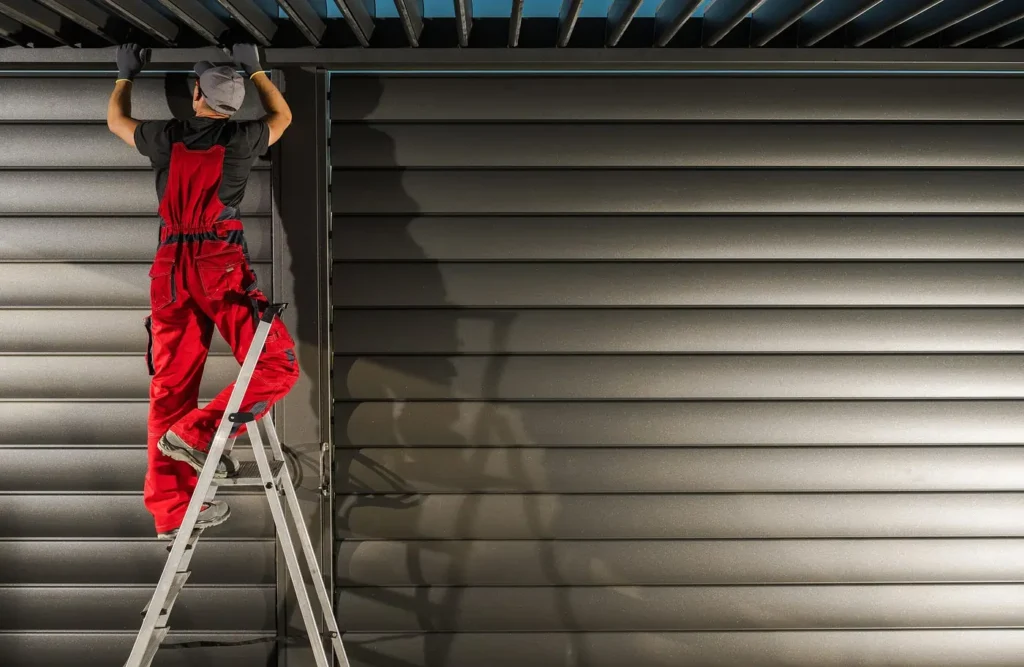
[[149, 260, 175, 311], [197, 250, 247, 300]]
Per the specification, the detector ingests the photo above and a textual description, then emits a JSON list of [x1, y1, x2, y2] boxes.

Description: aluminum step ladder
[[125, 303, 350, 667]]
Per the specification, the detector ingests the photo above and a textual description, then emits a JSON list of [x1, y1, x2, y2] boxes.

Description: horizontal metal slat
[[333, 308, 1024, 354], [0, 494, 272, 538], [329, 76, 1024, 122], [332, 169, 1024, 215], [0, 261, 271, 307], [331, 122, 1024, 168], [0, 402, 147, 445], [338, 584, 1024, 632], [0, 356, 241, 399], [335, 630, 1024, 667], [336, 493, 1024, 539], [0, 539, 273, 584], [0, 170, 270, 215], [337, 447, 1024, 493], [0, 216, 271, 261], [336, 400, 1024, 447], [337, 538, 1024, 586], [336, 354, 1024, 400], [333, 263, 1024, 308], [0, 585, 273, 631], [0, 124, 271, 169], [0, 447, 258, 492], [0, 310, 233, 353], [332, 215, 1024, 261], [0, 633, 274, 667], [0, 76, 268, 121]]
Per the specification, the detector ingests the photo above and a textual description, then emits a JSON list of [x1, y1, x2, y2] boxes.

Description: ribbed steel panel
[[336, 447, 1024, 493], [332, 216, 1024, 260], [0, 216, 271, 261], [332, 123, 1024, 168], [337, 539, 1024, 585], [337, 584, 1024, 631], [334, 309, 1024, 354], [334, 263, 1024, 307], [333, 170, 1024, 214], [338, 494, 1024, 539], [330, 76, 1024, 121], [0, 72, 277, 657], [336, 355, 1024, 400], [337, 400, 1024, 446], [0, 633, 275, 667], [331, 74, 1024, 665], [334, 631, 1024, 667]]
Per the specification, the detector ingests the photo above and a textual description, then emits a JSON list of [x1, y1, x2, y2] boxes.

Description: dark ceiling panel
[[750, 0, 823, 46], [848, 0, 943, 46], [654, 0, 703, 47], [394, 0, 424, 46], [992, 18, 1024, 46], [276, 0, 327, 44], [455, 0, 472, 46], [35, 0, 123, 43], [801, 0, 887, 46], [331, 0, 374, 47], [898, 0, 1003, 46], [154, 0, 230, 44], [703, 0, 768, 46], [0, 0, 71, 45], [558, 0, 584, 46], [945, 1, 1024, 46], [94, 0, 180, 44], [213, 0, 279, 45], [509, 0, 524, 45], [606, 0, 643, 47]]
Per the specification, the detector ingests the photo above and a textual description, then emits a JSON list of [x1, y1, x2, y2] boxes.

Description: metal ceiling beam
[[4, 47, 1024, 72], [95, 0, 179, 45], [155, 0, 231, 45], [393, 0, 424, 46], [558, 0, 584, 47], [750, 0, 823, 47], [898, 0, 1003, 47], [35, 0, 121, 44], [331, 0, 374, 47], [0, 0, 69, 45], [704, 0, 769, 46], [801, 0, 886, 46], [509, 0, 524, 46], [654, 0, 703, 47], [945, 1, 1024, 46], [848, 0, 943, 47], [276, 0, 326, 45], [213, 0, 278, 45], [607, 0, 643, 47], [455, 0, 472, 46]]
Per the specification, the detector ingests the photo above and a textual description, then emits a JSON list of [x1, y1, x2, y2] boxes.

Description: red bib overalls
[[143, 137, 299, 534]]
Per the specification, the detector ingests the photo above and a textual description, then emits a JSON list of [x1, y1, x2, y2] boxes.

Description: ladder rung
[[215, 460, 284, 487]]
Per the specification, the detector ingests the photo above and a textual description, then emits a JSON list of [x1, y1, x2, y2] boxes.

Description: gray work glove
[[115, 43, 149, 81], [231, 43, 263, 78]]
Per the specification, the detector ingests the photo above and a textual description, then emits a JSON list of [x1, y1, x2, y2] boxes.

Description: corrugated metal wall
[[331, 74, 1024, 666], [0, 75, 279, 665]]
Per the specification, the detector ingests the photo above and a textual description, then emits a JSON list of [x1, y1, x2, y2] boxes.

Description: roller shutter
[[331, 74, 1024, 666], [0, 75, 278, 665]]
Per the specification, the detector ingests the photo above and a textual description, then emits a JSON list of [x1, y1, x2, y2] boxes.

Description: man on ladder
[[107, 43, 298, 539], [107, 46, 350, 667]]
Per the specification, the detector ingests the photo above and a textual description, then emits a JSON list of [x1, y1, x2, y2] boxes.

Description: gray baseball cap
[[194, 61, 245, 116]]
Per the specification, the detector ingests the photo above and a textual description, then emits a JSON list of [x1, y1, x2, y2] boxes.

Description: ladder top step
[[216, 460, 284, 487]]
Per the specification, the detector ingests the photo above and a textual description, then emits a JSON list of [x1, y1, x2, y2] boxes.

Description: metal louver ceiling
[[0, 0, 1021, 49]]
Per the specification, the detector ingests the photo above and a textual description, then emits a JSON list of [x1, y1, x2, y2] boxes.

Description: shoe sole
[[157, 504, 232, 540], [158, 436, 229, 479]]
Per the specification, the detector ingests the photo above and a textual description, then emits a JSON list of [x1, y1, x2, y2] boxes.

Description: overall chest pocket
[[197, 249, 249, 300]]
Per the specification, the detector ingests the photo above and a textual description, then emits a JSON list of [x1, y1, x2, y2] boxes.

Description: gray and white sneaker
[[156, 500, 231, 540], [158, 430, 240, 479]]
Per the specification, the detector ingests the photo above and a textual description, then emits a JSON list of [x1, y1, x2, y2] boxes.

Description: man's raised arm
[[107, 44, 149, 147], [231, 44, 293, 146]]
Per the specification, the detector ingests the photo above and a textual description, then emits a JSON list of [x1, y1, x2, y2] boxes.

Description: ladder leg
[[250, 424, 332, 667], [262, 415, 351, 667]]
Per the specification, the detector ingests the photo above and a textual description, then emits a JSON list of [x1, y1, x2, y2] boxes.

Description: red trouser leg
[[169, 240, 300, 453], [144, 257, 214, 533]]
